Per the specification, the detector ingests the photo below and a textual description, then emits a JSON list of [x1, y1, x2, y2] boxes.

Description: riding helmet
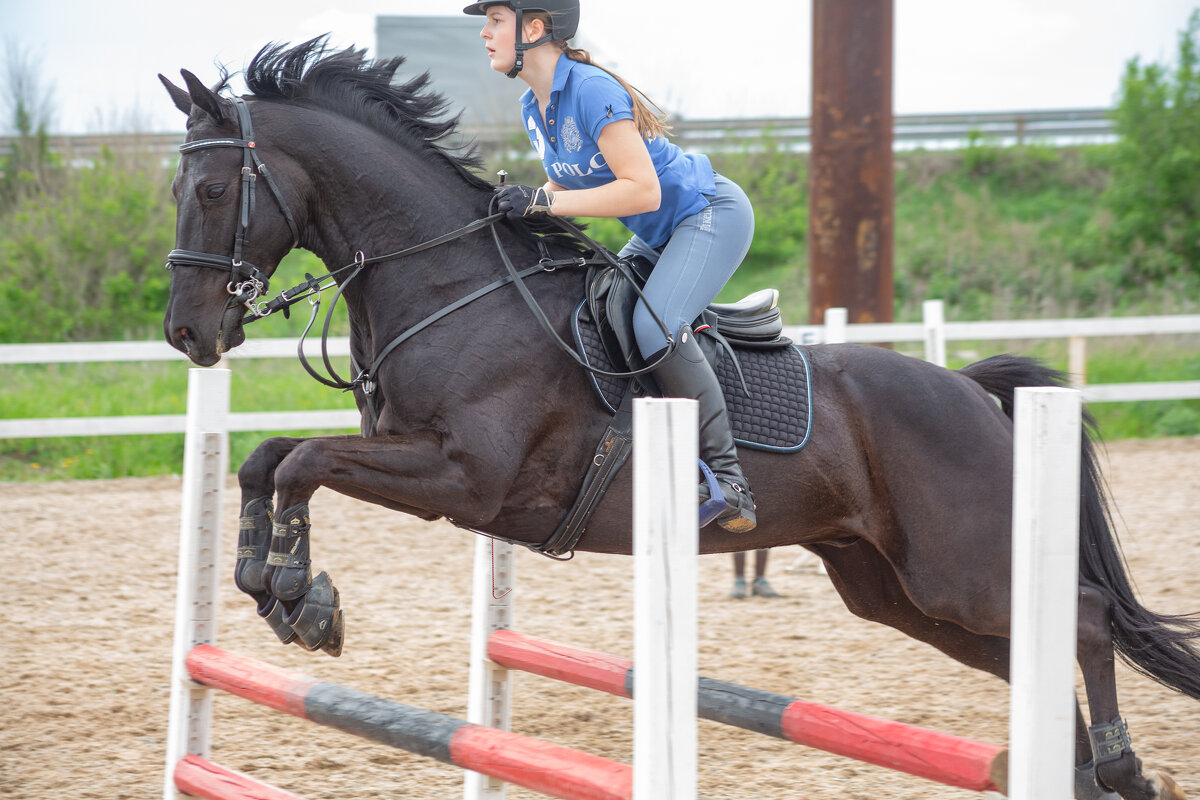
[[463, 0, 580, 77]]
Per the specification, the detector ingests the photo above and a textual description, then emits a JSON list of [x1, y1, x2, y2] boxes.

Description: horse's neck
[[307, 152, 490, 273], [298, 137, 577, 344]]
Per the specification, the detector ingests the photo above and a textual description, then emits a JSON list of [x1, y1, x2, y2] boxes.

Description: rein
[[277, 204, 675, 404], [168, 96, 677, 403]]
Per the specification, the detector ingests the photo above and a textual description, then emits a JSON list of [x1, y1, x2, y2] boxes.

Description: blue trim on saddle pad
[[571, 299, 814, 453]]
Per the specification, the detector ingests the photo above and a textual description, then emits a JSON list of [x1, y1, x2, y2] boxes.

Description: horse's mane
[[243, 37, 495, 193], [240, 36, 586, 249]]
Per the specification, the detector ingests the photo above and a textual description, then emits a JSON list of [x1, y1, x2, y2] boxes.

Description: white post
[[923, 299, 947, 367], [823, 306, 848, 344], [633, 398, 698, 800], [463, 537, 515, 799], [163, 368, 231, 800], [1068, 336, 1087, 387], [1009, 386, 1081, 800]]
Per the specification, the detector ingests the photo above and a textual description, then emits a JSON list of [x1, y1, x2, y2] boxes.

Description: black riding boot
[[650, 325, 757, 532]]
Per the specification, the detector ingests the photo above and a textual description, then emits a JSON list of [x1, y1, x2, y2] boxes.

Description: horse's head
[[158, 70, 301, 365]]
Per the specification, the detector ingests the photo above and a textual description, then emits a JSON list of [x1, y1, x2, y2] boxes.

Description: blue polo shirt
[[519, 54, 715, 249]]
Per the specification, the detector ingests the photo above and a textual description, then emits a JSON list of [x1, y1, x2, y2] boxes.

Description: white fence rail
[[2, 303, 1198, 440]]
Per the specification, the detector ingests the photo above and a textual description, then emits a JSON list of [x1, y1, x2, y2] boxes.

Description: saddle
[[573, 256, 813, 452]]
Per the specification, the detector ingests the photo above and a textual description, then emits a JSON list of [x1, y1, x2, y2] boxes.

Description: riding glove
[[496, 184, 556, 220]]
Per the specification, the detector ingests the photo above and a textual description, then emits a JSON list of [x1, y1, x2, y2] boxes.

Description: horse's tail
[[960, 354, 1200, 700]]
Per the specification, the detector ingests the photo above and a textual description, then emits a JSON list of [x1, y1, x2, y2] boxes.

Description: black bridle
[[166, 96, 301, 316], [166, 95, 675, 392]]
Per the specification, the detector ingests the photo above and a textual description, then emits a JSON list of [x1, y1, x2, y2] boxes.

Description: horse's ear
[[158, 74, 192, 116], [179, 69, 227, 123]]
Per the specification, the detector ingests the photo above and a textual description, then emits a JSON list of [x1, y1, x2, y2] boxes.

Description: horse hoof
[[256, 596, 297, 645], [1151, 771, 1186, 800], [320, 606, 344, 658], [284, 571, 343, 657]]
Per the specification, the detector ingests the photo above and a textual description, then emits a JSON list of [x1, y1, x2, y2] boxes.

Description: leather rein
[[166, 96, 676, 399]]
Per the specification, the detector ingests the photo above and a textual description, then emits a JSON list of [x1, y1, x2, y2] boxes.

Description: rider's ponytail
[[559, 43, 671, 141], [526, 10, 671, 141]]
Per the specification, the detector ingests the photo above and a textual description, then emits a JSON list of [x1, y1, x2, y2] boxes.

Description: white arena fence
[[1, 301, 1198, 441]]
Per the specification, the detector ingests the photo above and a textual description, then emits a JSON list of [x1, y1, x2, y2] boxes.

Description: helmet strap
[[505, 7, 555, 79]]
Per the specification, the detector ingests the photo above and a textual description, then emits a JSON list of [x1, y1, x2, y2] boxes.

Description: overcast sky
[[3, 0, 1197, 134]]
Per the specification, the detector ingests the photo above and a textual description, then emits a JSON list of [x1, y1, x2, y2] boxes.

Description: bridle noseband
[[166, 96, 300, 316]]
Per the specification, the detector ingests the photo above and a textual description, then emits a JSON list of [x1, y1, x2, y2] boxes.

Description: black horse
[[158, 39, 1198, 800]]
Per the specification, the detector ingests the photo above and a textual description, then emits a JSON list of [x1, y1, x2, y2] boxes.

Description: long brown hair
[[527, 11, 671, 140]]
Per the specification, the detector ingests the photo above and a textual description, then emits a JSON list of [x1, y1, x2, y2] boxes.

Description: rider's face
[[480, 5, 519, 74]]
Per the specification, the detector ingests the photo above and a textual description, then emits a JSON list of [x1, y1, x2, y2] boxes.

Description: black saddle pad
[[572, 302, 813, 452]]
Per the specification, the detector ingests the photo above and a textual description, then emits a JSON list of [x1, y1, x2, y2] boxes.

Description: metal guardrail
[[0, 108, 1116, 163]]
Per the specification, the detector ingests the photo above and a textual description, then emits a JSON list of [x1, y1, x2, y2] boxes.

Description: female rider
[[464, 0, 758, 532]]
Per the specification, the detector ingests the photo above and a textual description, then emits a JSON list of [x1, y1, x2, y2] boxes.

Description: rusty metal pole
[[809, 0, 894, 326]]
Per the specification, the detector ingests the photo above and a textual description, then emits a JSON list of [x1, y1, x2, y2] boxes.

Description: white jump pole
[[464, 536, 515, 799], [633, 397, 698, 800], [1009, 386, 1082, 800], [163, 368, 231, 800]]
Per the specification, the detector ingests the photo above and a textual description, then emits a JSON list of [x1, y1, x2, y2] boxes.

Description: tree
[[2, 39, 59, 208], [1104, 9, 1200, 284]]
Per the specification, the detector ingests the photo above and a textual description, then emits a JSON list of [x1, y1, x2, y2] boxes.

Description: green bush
[[1103, 9, 1200, 287], [0, 145, 176, 342]]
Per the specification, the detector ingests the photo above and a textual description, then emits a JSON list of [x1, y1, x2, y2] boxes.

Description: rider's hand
[[496, 184, 556, 220]]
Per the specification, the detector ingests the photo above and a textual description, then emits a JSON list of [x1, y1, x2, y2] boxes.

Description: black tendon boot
[[650, 325, 757, 532]]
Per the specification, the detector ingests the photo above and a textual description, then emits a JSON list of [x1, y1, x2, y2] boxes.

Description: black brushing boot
[[650, 325, 757, 532]]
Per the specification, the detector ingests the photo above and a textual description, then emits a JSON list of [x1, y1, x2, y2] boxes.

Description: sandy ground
[[2, 436, 1198, 800]]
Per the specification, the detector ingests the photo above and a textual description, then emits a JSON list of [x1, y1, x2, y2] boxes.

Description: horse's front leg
[[232, 436, 307, 648], [256, 431, 511, 657]]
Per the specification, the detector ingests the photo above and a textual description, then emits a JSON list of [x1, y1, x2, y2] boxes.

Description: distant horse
[[158, 39, 1198, 800]]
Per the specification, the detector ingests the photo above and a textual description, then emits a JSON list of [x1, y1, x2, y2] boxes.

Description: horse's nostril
[[178, 327, 195, 354]]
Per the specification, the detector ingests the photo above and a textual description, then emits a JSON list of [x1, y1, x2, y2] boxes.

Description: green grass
[[0, 359, 358, 482]]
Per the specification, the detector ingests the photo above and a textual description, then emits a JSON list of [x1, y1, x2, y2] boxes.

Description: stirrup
[[698, 460, 757, 532], [698, 460, 727, 527]]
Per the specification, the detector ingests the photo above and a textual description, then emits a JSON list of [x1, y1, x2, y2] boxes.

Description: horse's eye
[[205, 184, 227, 200]]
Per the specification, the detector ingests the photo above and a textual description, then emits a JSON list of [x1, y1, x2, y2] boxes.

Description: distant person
[[464, 0, 758, 532], [731, 549, 780, 599]]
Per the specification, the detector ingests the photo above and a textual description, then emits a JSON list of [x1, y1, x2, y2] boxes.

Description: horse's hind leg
[[818, 541, 1128, 799], [1076, 581, 1185, 800]]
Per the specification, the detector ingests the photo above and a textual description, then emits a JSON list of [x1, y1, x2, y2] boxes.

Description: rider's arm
[[541, 119, 661, 218]]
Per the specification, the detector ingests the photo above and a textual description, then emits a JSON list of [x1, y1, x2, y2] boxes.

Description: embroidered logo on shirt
[[562, 117, 582, 153], [605, 105, 614, 119]]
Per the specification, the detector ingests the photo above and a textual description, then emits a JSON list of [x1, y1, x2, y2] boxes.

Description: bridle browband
[[166, 96, 301, 315]]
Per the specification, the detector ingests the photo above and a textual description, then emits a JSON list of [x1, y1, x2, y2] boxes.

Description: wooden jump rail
[[175, 644, 633, 800], [486, 629, 1009, 794]]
